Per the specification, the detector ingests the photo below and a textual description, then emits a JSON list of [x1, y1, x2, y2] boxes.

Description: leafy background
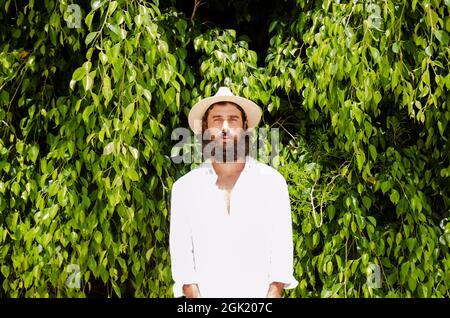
[[0, 0, 449, 297]]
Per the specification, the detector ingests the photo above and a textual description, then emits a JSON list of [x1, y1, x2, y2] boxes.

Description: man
[[169, 87, 298, 298]]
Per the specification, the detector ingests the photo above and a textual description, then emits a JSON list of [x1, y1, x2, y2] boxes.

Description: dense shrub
[[0, 0, 449, 297]]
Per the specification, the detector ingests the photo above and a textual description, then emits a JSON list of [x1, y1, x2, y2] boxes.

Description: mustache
[[217, 131, 233, 140], [210, 133, 239, 144], [203, 128, 244, 140]]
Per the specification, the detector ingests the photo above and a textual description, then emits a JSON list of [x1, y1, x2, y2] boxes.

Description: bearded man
[[169, 87, 298, 298]]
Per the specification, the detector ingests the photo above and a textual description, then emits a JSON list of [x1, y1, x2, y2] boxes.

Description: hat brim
[[188, 95, 262, 135]]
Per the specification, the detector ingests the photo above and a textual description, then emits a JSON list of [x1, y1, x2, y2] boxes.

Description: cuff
[[173, 280, 199, 298], [269, 274, 298, 290]]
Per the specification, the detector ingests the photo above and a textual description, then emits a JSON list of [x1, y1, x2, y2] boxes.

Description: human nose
[[221, 120, 229, 132]]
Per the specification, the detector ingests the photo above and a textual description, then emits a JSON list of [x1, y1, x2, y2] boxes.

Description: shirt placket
[[207, 161, 249, 218]]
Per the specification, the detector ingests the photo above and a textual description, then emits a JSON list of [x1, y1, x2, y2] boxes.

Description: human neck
[[211, 157, 246, 176]]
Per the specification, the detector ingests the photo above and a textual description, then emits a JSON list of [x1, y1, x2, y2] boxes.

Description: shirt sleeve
[[268, 174, 298, 290], [169, 181, 198, 297]]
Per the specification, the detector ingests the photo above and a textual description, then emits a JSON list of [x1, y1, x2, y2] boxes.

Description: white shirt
[[169, 156, 298, 298]]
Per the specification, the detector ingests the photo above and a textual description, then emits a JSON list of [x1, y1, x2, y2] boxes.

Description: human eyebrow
[[210, 114, 240, 120]]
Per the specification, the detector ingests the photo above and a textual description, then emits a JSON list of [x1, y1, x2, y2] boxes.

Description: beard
[[202, 129, 248, 163]]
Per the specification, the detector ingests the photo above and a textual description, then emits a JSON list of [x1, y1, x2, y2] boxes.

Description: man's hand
[[183, 284, 202, 298], [266, 282, 285, 298]]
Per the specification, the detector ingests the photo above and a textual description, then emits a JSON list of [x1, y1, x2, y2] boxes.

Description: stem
[[191, 0, 205, 20]]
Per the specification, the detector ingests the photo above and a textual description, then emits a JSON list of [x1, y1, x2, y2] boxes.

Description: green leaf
[[367, 216, 376, 226], [175, 19, 187, 34], [400, 262, 409, 283], [390, 189, 400, 205], [108, 1, 118, 15], [422, 69, 430, 86], [321, 289, 332, 298], [351, 221, 357, 233], [326, 261, 333, 275], [437, 121, 445, 137], [302, 219, 312, 234], [369, 46, 380, 64], [82, 70, 96, 91], [362, 196, 372, 210], [85, 11, 95, 29], [411, 195, 423, 213], [11, 181, 20, 196], [157, 63, 170, 85], [102, 75, 112, 103], [147, 176, 157, 193], [361, 253, 369, 265], [99, 52, 108, 64], [85, 32, 98, 46], [107, 23, 120, 36], [312, 232, 320, 247], [28, 144, 39, 163], [145, 248, 154, 261], [406, 238, 416, 253], [82, 105, 94, 123], [408, 275, 417, 291], [356, 150, 365, 172], [49, 12, 60, 29], [392, 42, 400, 53], [16, 140, 24, 154], [327, 205, 336, 220], [269, 20, 278, 33], [357, 183, 364, 194], [164, 87, 176, 105], [94, 231, 103, 244], [103, 142, 115, 155], [58, 186, 67, 206], [143, 89, 152, 103], [150, 119, 160, 137], [48, 181, 58, 197], [88, 256, 97, 273], [112, 282, 122, 297], [1, 265, 10, 278], [369, 145, 377, 161], [129, 146, 139, 160], [155, 229, 164, 242], [381, 181, 391, 194], [127, 168, 139, 181], [123, 103, 135, 121], [72, 67, 85, 81], [434, 30, 449, 45], [392, 64, 399, 88]]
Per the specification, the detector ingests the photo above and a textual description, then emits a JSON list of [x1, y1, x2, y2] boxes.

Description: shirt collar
[[201, 155, 256, 176]]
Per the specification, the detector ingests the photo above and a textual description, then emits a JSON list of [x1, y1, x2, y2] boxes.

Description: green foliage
[[272, 0, 450, 297], [1, 0, 191, 297], [0, 0, 449, 297]]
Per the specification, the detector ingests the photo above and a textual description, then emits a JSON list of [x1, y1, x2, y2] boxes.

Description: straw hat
[[188, 87, 262, 134]]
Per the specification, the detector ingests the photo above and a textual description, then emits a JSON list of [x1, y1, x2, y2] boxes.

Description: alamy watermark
[[366, 262, 381, 289], [366, 3, 382, 30], [353, 0, 382, 30], [170, 127, 280, 167], [65, 4, 81, 29], [65, 264, 81, 289]]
